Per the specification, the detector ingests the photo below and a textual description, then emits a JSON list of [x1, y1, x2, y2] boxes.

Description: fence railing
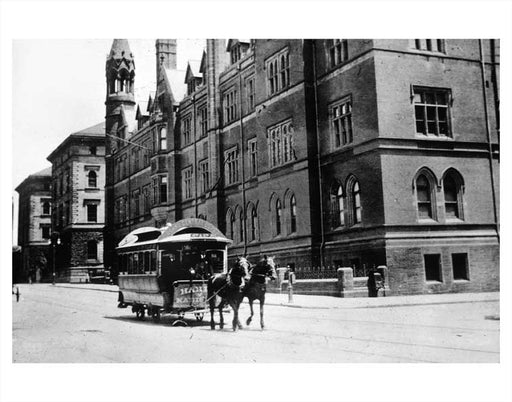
[[291, 266, 370, 280]]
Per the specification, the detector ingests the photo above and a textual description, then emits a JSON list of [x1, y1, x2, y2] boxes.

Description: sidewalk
[[51, 283, 500, 310]]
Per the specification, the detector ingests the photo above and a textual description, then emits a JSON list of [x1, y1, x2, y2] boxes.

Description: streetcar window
[[139, 252, 144, 273], [151, 250, 157, 273], [144, 252, 151, 274], [128, 253, 134, 274]]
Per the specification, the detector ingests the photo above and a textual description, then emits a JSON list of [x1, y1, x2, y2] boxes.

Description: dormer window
[[227, 40, 250, 65]]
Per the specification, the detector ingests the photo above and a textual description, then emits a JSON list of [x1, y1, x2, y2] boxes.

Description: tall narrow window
[[224, 148, 239, 185], [416, 175, 432, 219], [199, 106, 208, 137], [248, 138, 258, 177], [183, 168, 193, 199], [199, 160, 209, 194], [266, 48, 289, 96], [268, 119, 294, 168], [250, 207, 258, 241], [159, 127, 167, 150], [290, 195, 297, 233], [329, 39, 348, 67], [444, 174, 460, 219], [42, 201, 51, 215], [353, 181, 361, 224], [87, 240, 97, 260], [87, 204, 97, 222], [160, 176, 168, 203], [239, 209, 244, 243], [330, 185, 345, 228], [223, 89, 237, 124], [276, 199, 282, 236], [88, 171, 97, 188], [332, 99, 353, 148], [245, 76, 255, 112]]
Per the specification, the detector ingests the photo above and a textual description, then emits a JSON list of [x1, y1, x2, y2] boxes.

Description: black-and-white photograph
[[2, 2, 511, 402]]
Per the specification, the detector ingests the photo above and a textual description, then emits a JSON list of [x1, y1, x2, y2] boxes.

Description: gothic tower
[[105, 39, 136, 155], [155, 39, 177, 82]]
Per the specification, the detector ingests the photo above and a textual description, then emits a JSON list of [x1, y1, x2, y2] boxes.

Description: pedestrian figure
[[12, 286, 20, 302], [367, 267, 378, 297]]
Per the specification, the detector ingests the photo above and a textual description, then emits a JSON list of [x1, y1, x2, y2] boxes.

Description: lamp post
[[49, 233, 61, 285]]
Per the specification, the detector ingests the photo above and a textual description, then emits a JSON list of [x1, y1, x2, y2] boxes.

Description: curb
[[50, 284, 499, 311]]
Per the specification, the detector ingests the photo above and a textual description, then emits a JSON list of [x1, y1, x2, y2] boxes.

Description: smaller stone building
[[15, 167, 52, 282], [47, 123, 106, 282]]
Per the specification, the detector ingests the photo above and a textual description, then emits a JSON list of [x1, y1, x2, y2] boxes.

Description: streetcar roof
[[116, 218, 232, 251]]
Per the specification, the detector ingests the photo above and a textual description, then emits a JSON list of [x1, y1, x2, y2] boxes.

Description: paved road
[[12, 284, 499, 363]]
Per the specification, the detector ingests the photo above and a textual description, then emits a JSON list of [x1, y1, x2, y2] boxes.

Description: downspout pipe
[[238, 65, 248, 256], [479, 39, 499, 240], [312, 41, 325, 267], [193, 94, 199, 218]]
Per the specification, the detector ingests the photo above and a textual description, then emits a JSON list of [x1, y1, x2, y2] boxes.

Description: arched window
[[330, 184, 345, 228], [159, 127, 167, 150], [42, 201, 51, 215], [225, 210, 233, 240], [276, 199, 282, 235], [416, 174, 432, 218], [238, 209, 244, 243], [250, 206, 258, 241], [290, 195, 297, 233], [353, 181, 361, 224], [87, 240, 97, 260], [443, 170, 464, 220], [88, 171, 97, 188], [346, 176, 361, 226]]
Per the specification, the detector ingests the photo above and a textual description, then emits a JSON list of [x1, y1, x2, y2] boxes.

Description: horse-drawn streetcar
[[116, 218, 231, 324]]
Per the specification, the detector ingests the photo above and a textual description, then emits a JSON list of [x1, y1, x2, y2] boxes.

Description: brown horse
[[207, 256, 250, 331], [244, 256, 277, 330]]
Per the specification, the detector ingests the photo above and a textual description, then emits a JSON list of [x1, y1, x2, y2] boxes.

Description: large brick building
[[15, 167, 52, 282], [47, 123, 106, 282], [104, 39, 499, 295]]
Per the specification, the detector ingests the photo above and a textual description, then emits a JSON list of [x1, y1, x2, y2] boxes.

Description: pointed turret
[[105, 39, 136, 156]]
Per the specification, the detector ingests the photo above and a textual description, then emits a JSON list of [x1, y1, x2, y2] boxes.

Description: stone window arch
[[442, 168, 465, 220], [225, 209, 235, 240], [346, 175, 362, 226], [329, 181, 345, 229], [88, 170, 97, 188], [413, 167, 438, 221]]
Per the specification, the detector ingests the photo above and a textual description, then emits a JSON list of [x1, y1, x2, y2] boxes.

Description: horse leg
[[260, 297, 265, 330], [246, 298, 254, 326], [231, 302, 240, 331], [209, 300, 216, 330], [218, 300, 225, 330]]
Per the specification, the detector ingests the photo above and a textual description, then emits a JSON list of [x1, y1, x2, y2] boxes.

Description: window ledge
[[453, 279, 470, 283], [445, 218, 464, 223], [415, 134, 453, 141], [426, 280, 443, 285], [418, 218, 438, 224]]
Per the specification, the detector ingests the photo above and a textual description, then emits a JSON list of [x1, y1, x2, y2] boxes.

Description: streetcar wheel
[[195, 313, 204, 322], [178, 312, 185, 320], [136, 308, 145, 320], [152, 309, 161, 323]]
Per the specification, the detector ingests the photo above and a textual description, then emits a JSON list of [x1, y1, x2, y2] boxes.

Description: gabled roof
[[185, 60, 202, 83], [226, 39, 251, 51], [163, 67, 187, 104], [199, 50, 207, 74]]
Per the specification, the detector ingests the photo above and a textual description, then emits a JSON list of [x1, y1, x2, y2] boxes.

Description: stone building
[[47, 123, 106, 282], [15, 167, 52, 282], [104, 39, 499, 295]]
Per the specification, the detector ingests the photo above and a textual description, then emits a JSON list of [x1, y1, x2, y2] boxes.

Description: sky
[[11, 39, 205, 243], [12, 39, 205, 190]]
